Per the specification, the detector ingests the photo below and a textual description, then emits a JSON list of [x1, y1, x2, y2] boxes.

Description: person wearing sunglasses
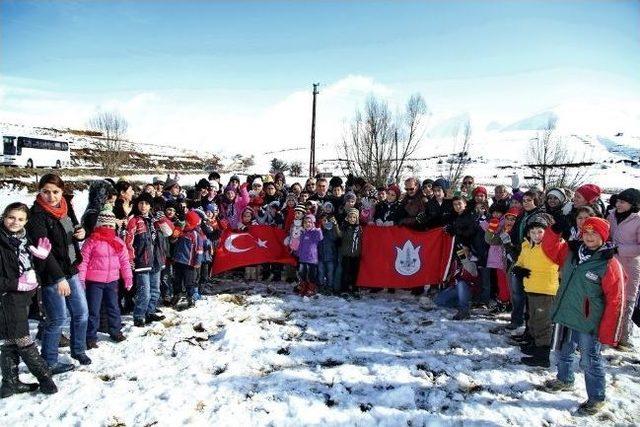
[[397, 178, 426, 229]]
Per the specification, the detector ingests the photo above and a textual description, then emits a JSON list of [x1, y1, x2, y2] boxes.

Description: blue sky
[[1, 1, 639, 151]]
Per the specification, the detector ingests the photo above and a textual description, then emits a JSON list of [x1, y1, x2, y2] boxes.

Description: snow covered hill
[[1, 282, 638, 426]]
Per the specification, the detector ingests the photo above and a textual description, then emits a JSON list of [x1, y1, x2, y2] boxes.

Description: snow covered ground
[[2, 281, 638, 426]]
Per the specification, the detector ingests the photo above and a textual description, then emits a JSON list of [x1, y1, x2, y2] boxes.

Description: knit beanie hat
[[504, 207, 521, 218], [204, 203, 218, 214], [472, 186, 487, 197], [616, 188, 640, 210], [163, 179, 179, 192], [286, 193, 298, 203], [576, 184, 602, 204], [387, 184, 401, 198], [136, 192, 154, 206], [581, 217, 610, 241], [432, 178, 450, 191], [195, 178, 211, 191], [242, 206, 255, 217], [264, 175, 274, 184], [545, 188, 567, 204], [252, 177, 263, 187], [525, 213, 549, 231], [294, 204, 307, 214], [512, 192, 524, 203], [323, 201, 334, 213], [209, 181, 220, 192], [329, 176, 343, 189], [96, 208, 117, 228], [224, 184, 236, 194], [152, 176, 165, 185], [185, 210, 201, 230], [345, 191, 357, 202], [304, 213, 316, 223], [346, 207, 360, 217]]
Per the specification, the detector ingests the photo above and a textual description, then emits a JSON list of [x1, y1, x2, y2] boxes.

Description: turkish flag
[[212, 225, 297, 274], [357, 226, 455, 288]]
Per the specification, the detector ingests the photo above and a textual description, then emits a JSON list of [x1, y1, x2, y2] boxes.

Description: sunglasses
[[463, 181, 473, 185], [405, 187, 416, 191]]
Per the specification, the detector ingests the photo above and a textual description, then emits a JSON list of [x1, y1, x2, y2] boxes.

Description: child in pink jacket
[[78, 209, 133, 347]]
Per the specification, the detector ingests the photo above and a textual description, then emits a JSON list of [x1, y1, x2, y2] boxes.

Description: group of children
[[1, 170, 638, 416]]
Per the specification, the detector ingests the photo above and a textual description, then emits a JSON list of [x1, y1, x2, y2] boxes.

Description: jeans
[[317, 260, 336, 290], [160, 265, 174, 299], [297, 262, 318, 284], [509, 272, 526, 326], [435, 280, 472, 312], [133, 270, 161, 321], [41, 274, 89, 364], [556, 328, 606, 402], [86, 281, 121, 341], [479, 267, 492, 303], [173, 263, 198, 298]]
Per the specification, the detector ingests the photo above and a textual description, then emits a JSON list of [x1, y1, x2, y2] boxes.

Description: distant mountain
[[485, 121, 503, 131], [427, 113, 471, 138]]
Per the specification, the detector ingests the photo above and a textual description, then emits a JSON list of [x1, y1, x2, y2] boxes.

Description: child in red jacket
[[540, 217, 625, 415]]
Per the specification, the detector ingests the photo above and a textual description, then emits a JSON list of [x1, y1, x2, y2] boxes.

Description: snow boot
[[1, 344, 39, 398], [520, 342, 537, 355], [296, 281, 308, 296], [71, 352, 92, 366], [521, 346, 550, 368], [15, 343, 57, 395], [541, 378, 574, 393], [452, 310, 471, 320], [304, 282, 317, 296], [575, 399, 605, 416]]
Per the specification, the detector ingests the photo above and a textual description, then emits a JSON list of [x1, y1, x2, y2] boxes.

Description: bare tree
[[87, 111, 129, 175], [526, 118, 588, 189], [445, 120, 473, 190], [289, 161, 303, 177], [340, 94, 428, 187], [270, 158, 289, 174]]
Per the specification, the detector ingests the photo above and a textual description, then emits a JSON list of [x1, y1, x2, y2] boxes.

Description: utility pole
[[394, 129, 398, 183], [309, 83, 319, 177]]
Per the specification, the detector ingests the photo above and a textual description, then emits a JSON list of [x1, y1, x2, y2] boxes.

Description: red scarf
[[36, 194, 68, 219], [91, 226, 124, 251]]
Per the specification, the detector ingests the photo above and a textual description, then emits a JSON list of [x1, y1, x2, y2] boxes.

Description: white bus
[[2, 135, 71, 168]]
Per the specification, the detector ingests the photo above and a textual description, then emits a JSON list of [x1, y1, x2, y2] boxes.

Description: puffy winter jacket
[[26, 197, 82, 285], [515, 240, 559, 295], [78, 229, 133, 288], [173, 228, 205, 268], [125, 215, 156, 273], [542, 227, 625, 346], [318, 223, 339, 262], [340, 224, 362, 258], [297, 228, 323, 264]]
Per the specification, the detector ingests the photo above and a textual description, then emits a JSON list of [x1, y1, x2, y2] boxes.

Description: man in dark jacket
[[397, 178, 426, 229]]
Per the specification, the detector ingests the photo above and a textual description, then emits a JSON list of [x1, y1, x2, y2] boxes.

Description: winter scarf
[[90, 226, 124, 251], [35, 193, 68, 219], [1, 226, 33, 277], [614, 209, 633, 225]]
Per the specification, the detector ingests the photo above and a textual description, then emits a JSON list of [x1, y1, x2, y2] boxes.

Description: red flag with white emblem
[[212, 225, 297, 274], [356, 226, 455, 288]]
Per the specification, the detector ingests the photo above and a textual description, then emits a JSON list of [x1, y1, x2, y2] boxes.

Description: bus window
[[3, 136, 16, 155]]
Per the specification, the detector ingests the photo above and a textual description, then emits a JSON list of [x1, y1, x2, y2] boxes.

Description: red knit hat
[[581, 217, 610, 241], [387, 184, 401, 198], [504, 207, 521, 218], [472, 186, 487, 197], [185, 210, 201, 230], [576, 184, 602, 204]]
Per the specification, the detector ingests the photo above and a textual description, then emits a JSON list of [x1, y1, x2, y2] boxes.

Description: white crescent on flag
[[224, 233, 254, 253]]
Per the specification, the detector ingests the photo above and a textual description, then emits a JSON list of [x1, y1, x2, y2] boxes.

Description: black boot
[[1, 345, 39, 398], [521, 346, 551, 368], [15, 344, 57, 395]]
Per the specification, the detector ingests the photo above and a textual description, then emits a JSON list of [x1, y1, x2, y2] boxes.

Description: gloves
[[487, 218, 500, 234], [375, 219, 383, 226], [124, 281, 133, 291], [511, 266, 531, 279], [158, 221, 174, 237], [383, 221, 395, 227], [154, 211, 165, 221], [16, 270, 38, 292], [415, 212, 426, 224], [28, 237, 52, 260]]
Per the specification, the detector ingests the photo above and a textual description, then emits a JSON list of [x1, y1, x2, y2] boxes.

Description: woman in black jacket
[[26, 173, 91, 373], [1, 203, 57, 397]]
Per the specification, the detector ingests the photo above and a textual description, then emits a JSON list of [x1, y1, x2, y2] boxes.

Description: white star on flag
[[256, 238, 268, 248]]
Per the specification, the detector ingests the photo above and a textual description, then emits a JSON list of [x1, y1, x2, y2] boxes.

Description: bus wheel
[[55, 160, 62, 169], [26, 159, 33, 168]]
